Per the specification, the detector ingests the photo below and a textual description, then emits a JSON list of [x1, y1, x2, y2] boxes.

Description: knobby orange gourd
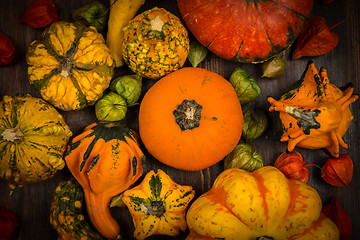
[[64, 122, 144, 239], [186, 166, 339, 239], [267, 61, 358, 158], [139, 67, 243, 171]]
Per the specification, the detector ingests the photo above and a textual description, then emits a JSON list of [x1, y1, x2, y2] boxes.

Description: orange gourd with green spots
[[122, 7, 189, 79], [64, 122, 144, 239], [267, 61, 358, 158]]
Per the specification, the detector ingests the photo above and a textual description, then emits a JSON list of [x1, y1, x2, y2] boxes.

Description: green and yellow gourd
[[26, 21, 114, 111], [50, 180, 105, 240], [123, 169, 195, 240], [122, 7, 189, 79], [0, 94, 72, 189]]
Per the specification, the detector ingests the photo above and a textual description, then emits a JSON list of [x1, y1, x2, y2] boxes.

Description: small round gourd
[[139, 67, 243, 171], [122, 7, 189, 79]]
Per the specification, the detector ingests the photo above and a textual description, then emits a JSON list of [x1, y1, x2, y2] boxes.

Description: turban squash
[[139, 67, 243, 171], [177, 0, 313, 63], [267, 61, 358, 158], [0, 94, 72, 189], [64, 122, 144, 239], [26, 21, 114, 111], [186, 166, 339, 239]]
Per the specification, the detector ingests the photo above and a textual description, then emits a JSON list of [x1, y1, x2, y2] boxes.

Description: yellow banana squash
[[106, 0, 145, 67]]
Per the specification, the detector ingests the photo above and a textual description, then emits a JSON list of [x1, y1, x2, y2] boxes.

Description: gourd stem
[[173, 99, 202, 131], [150, 15, 164, 32], [140, 201, 165, 217], [1, 127, 24, 144]]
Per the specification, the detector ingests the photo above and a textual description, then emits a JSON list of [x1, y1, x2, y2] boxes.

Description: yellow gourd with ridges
[[26, 21, 114, 111], [123, 169, 195, 240], [0, 94, 72, 189], [186, 166, 339, 239]]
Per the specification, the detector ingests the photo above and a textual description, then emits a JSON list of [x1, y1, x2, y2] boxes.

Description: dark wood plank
[[0, 0, 359, 239]]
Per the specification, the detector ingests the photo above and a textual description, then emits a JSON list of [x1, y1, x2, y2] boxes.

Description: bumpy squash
[[50, 180, 111, 240], [186, 166, 339, 239], [64, 122, 144, 239], [26, 21, 114, 111], [139, 67, 243, 171], [177, 0, 313, 63], [268, 61, 358, 158], [122, 7, 189, 79], [0, 94, 72, 189], [123, 169, 195, 240]]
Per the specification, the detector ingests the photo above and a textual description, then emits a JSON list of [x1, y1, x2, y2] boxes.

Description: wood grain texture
[[0, 0, 359, 239]]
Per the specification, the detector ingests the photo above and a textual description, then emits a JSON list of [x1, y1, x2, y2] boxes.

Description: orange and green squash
[[267, 61, 358, 158], [177, 0, 313, 63], [26, 21, 114, 111], [122, 169, 195, 240], [64, 121, 144, 239], [122, 7, 189, 79], [186, 166, 339, 239], [0, 94, 72, 189], [139, 67, 243, 171]]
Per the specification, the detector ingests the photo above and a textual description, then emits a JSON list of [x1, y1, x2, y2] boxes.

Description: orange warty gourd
[[139, 67, 243, 171], [267, 61, 358, 158], [64, 122, 144, 239], [186, 166, 339, 239]]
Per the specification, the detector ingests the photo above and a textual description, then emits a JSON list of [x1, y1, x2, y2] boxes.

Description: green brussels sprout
[[224, 143, 263, 172], [242, 106, 268, 142], [229, 68, 260, 104], [261, 57, 286, 79], [110, 74, 142, 105], [95, 92, 127, 121], [72, 1, 108, 32]]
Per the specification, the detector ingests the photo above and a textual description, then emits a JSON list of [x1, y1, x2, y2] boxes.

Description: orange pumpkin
[[177, 0, 313, 63], [139, 67, 243, 171]]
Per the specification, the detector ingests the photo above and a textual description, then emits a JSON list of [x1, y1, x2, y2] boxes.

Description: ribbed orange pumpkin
[[139, 67, 243, 171], [177, 0, 313, 63]]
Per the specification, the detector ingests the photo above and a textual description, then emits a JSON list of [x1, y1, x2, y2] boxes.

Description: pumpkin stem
[[140, 201, 165, 217], [60, 58, 73, 78], [1, 127, 24, 144], [150, 15, 164, 32], [173, 99, 202, 130]]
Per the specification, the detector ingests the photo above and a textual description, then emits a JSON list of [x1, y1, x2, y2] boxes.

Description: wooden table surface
[[1, 0, 359, 239]]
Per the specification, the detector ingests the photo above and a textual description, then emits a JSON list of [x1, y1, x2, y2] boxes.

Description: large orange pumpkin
[[139, 67, 243, 171], [177, 0, 313, 63]]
